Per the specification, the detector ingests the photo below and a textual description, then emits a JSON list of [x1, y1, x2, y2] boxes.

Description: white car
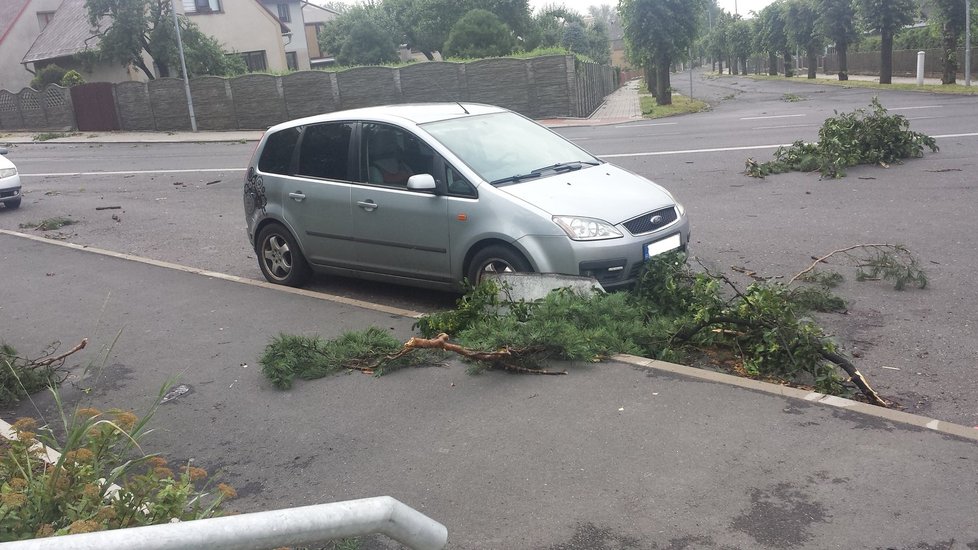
[[0, 147, 21, 210]]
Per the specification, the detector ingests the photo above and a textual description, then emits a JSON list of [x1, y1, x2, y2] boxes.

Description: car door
[[351, 123, 451, 283], [283, 122, 357, 268]]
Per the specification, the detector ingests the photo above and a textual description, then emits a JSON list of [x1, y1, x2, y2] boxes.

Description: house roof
[[22, 0, 100, 64], [0, 0, 33, 46]]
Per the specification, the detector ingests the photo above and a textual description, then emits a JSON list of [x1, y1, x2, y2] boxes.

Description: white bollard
[[916, 51, 925, 85]]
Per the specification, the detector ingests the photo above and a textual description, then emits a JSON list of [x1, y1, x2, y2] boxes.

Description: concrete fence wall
[[0, 55, 617, 132], [823, 48, 977, 79]]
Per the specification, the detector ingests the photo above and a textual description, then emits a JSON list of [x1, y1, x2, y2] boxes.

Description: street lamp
[[966, 0, 972, 86], [171, 0, 198, 131]]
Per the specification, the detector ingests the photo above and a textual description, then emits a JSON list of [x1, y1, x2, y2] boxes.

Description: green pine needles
[[746, 98, 939, 178], [260, 247, 928, 406]]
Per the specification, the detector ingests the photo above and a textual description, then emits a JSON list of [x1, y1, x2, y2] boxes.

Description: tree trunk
[[941, 23, 957, 85], [717, 58, 723, 74], [655, 55, 671, 105], [135, 59, 156, 80], [645, 60, 656, 94], [807, 48, 817, 79], [768, 52, 778, 75], [731, 56, 739, 75], [879, 30, 894, 84], [836, 42, 848, 80], [783, 52, 793, 77]]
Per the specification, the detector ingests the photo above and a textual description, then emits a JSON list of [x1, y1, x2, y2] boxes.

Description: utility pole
[[966, 0, 972, 86], [171, 0, 197, 131]]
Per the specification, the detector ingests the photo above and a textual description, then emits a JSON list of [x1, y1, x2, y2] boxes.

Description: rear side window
[[297, 122, 354, 180], [258, 127, 299, 175]]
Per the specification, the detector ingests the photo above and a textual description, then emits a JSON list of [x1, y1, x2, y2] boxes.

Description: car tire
[[467, 244, 533, 285], [256, 223, 311, 287], [4, 198, 20, 210]]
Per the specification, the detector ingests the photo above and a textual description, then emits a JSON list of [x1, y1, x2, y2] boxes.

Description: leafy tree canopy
[[85, 0, 240, 79], [443, 9, 516, 59]]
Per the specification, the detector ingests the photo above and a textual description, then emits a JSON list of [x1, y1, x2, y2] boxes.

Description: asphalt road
[[1, 233, 976, 549], [3, 75, 976, 426]]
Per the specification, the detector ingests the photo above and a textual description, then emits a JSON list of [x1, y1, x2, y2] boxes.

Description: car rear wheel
[[4, 198, 20, 210], [467, 245, 532, 286], [256, 223, 310, 287]]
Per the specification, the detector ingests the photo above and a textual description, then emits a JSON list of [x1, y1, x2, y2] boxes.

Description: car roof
[[265, 103, 508, 134]]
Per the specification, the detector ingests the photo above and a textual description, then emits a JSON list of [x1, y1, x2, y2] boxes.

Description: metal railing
[[3, 496, 448, 550]]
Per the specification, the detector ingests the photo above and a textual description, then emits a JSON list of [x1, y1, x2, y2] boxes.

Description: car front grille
[[622, 207, 677, 236]]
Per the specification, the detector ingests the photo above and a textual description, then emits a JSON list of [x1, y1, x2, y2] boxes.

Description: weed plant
[[0, 385, 233, 541]]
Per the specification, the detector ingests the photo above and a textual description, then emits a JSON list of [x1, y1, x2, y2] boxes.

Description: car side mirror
[[406, 173, 437, 193]]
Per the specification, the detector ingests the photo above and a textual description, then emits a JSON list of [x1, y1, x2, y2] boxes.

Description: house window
[[36, 11, 55, 31], [286, 52, 298, 71], [240, 51, 268, 72], [183, 0, 221, 13], [276, 3, 291, 23]]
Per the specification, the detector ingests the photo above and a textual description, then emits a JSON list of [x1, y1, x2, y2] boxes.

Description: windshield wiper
[[531, 161, 601, 174], [490, 172, 543, 185]]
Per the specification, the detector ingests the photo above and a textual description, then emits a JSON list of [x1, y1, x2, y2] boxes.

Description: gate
[[71, 82, 120, 131]]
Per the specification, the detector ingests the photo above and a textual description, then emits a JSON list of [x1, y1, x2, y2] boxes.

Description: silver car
[[0, 147, 22, 210], [244, 103, 689, 291]]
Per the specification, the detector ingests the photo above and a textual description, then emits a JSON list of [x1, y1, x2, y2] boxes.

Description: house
[[0, 0, 70, 91], [6, 0, 319, 91], [301, 0, 339, 67], [180, 0, 304, 72], [19, 0, 148, 88]]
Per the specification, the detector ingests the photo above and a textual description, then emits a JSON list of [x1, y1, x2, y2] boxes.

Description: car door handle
[[288, 192, 306, 202], [357, 200, 378, 212]]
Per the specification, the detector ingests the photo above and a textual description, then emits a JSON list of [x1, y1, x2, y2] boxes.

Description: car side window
[[361, 123, 435, 188], [296, 122, 354, 180], [258, 127, 300, 175], [446, 165, 476, 197]]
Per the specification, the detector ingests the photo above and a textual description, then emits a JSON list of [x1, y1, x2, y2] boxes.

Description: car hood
[[498, 164, 676, 224]]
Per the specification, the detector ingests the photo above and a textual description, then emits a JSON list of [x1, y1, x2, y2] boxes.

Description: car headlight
[[0, 168, 16, 178], [675, 200, 685, 216], [553, 216, 623, 241]]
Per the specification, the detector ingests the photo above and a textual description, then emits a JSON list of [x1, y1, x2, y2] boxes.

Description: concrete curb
[[3, 229, 975, 443], [614, 354, 978, 442]]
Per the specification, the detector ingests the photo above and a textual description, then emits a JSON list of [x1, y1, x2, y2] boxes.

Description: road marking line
[[601, 143, 792, 158], [613, 122, 679, 128], [752, 124, 818, 130], [0, 229, 425, 319], [890, 105, 943, 110], [599, 132, 978, 158], [740, 114, 807, 120], [21, 168, 246, 177]]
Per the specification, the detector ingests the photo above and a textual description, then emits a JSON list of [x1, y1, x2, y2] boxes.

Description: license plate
[[643, 234, 681, 259]]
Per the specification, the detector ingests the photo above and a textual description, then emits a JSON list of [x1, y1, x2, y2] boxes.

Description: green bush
[[443, 9, 516, 59], [59, 70, 85, 87], [30, 65, 68, 90]]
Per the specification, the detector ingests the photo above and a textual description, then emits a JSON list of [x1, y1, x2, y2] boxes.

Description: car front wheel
[[466, 244, 532, 286], [256, 223, 310, 287], [4, 197, 20, 210]]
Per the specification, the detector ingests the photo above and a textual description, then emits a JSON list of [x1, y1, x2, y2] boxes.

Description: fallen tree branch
[[789, 243, 898, 285], [34, 338, 88, 368], [370, 333, 566, 375], [819, 349, 888, 407]]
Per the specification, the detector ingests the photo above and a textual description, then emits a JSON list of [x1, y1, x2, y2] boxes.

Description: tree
[[817, 0, 860, 80], [562, 22, 590, 54], [855, 0, 916, 84], [85, 0, 238, 80], [728, 16, 753, 75], [928, 0, 969, 84], [756, 1, 792, 76], [708, 10, 732, 74], [443, 9, 515, 59], [785, 0, 825, 79], [619, 0, 709, 105], [320, 5, 398, 66]]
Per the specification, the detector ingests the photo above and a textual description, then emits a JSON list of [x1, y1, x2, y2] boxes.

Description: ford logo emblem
[[650, 215, 663, 225]]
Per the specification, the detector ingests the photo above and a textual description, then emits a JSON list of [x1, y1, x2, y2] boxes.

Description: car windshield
[[421, 112, 601, 185]]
